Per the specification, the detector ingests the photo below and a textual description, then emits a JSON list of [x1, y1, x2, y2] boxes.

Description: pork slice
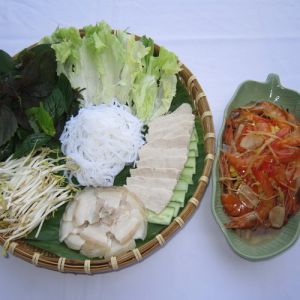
[[63, 200, 77, 222], [64, 234, 85, 250], [138, 147, 189, 160], [104, 239, 136, 258], [79, 224, 111, 248], [174, 103, 193, 114], [127, 176, 177, 191], [136, 156, 187, 170], [148, 117, 194, 134], [144, 135, 191, 149], [80, 241, 108, 258], [147, 124, 194, 142], [130, 167, 181, 179], [148, 104, 193, 127], [126, 185, 173, 213], [74, 188, 100, 226], [95, 187, 123, 210], [111, 214, 141, 244], [59, 221, 74, 242]]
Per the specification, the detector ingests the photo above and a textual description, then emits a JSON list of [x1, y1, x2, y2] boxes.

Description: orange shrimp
[[221, 194, 252, 217], [225, 198, 275, 229]]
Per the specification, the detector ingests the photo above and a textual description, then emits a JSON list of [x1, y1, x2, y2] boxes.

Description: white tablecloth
[[1, 1, 300, 299]]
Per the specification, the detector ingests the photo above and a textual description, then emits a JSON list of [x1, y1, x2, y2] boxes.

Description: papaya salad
[[220, 101, 300, 230]]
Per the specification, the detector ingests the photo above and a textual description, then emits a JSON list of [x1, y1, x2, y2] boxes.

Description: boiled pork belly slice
[[95, 187, 123, 210], [59, 221, 75, 242], [104, 238, 136, 258], [126, 185, 174, 214], [127, 176, 177, 191], [95, 187, 124, 221], [130, 167, 181, 180], [80, 242, 108, 258], [138, 147, 189, 161], [146, 124, 194, 142], [136, 156, 187, 170], [110, 191, 147, 244], [73, 188, 100, 226], [111, 214, 141, 244], [79, 224, 111, 248], [59, 186, 148, 259], [172, 103, 193, 115], [143, 135, 191, 149], [63, 200, 77, 222], [148, 119, 194, 137], [64, 233, 85, 250], [148, 103, 193, 126]]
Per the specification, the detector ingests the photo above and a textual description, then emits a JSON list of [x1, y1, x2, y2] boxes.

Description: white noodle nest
[[60, 101, 144, 187]]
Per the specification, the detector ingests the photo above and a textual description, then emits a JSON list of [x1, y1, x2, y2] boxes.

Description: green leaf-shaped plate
[[211, 74, 300, 260]]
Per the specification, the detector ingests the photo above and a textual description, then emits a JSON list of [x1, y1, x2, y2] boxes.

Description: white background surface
[[1, 1, 300, 299]]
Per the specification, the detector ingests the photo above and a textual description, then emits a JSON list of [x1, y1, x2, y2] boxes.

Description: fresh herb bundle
[[0, 45, 79, 160]]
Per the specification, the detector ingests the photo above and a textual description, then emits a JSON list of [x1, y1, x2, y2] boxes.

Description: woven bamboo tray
[[0, 33, 215, 274]]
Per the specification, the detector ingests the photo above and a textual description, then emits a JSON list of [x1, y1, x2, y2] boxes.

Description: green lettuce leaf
[[41, 22, 180, 122]]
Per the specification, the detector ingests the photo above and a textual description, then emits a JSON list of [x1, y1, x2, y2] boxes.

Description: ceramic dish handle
[[266, 73, 281, 89]]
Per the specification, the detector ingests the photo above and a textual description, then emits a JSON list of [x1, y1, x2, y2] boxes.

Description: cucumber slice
[[147, 207, 175, 225], [170, 190, 186, 207], [189, 141, 198, 156], [188, 149, 197, 158], [167, 201, 181, 217], [175, 180, 189, 192], [185, 157, 196, 169], [182, 167, 195, 178], [179, 174, 193, 184]]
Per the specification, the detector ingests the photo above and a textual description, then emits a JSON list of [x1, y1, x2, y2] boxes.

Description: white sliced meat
[[104, 238, 136, 259], [148, 104, 193, 127], [64, 233, 85, 250], [80, 241, 108, 258], [146, 125, 193, 142], [74, 188, 100, 226], [130, 167, 180, 180], [59, 221, 74, 242], [127, 176, 177, 191], [148, 118, 194, 135], [138, 147, 188, 160], [174, 103, 193, 114], [63, 200, 77, 222], [79, 224, 111, 248], [143, 135, 191, 149], [163, 103, 192, 116], [126, 185, 173, 213], [95, 187, 123, 210], [137, 156, 187, 170], [111, 213, 141, 244], [60, 184, 148, 259], [130, 208, 148, 240], [148, 119, 194, 137]]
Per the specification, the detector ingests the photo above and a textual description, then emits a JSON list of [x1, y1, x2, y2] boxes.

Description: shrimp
[[225, 199, 274, 229], [221, 194, 252, 217]]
